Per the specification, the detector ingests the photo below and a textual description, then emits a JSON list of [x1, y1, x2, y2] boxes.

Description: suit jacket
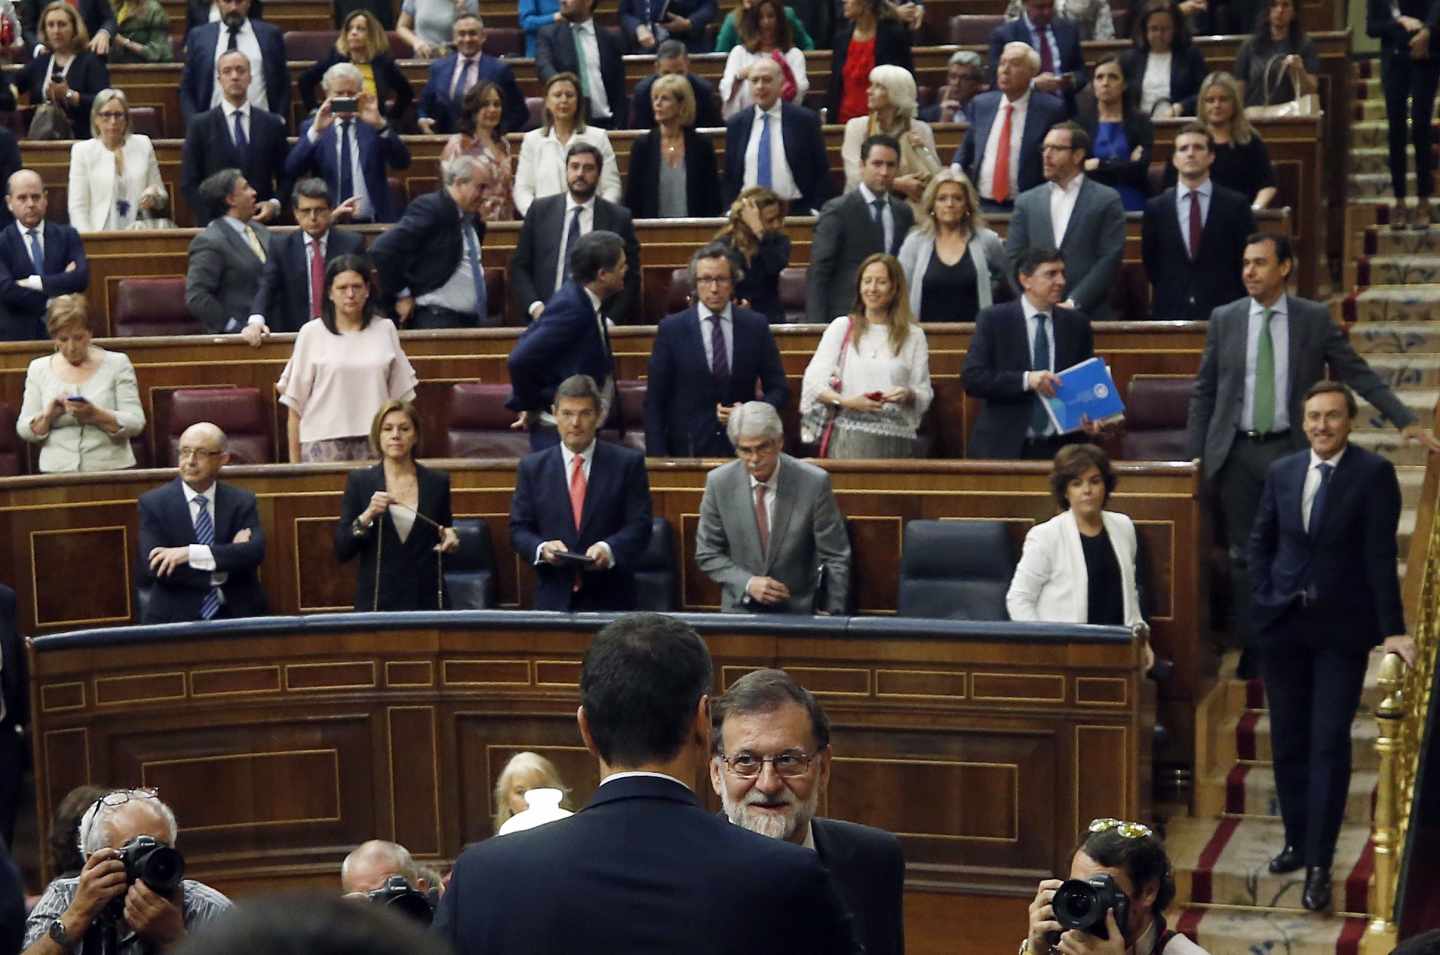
[[1006, 508, 1142, 625], [826, 17, 913, 117], [1119, 46, 1209, 115], [644, 305, 789, 456], [334, 463, 453, 610], [185, 0, 263, 32], [180, 105, 291, 225], [510, 193, 640, 322], [299, 50, 414, 122], [251, 227, 366, 332], [137, 478, 268, 623], [724, 102, 831, 214], [371, 188, 482, 307], [1005, 176, 1125, 320], [535, 20, 626, 124], [619, 0, 717, 51], [1248, 445, 1404, 648], [179, 19, 290, 125], [506, 281, 616, 412], [988, 16, 1087, 90], [17, 51, 110, 134], [811, 818, 906, 955], [67, 134, 164, 233], [416, 51, 528, 134], [1075, 103, 1153, 196], [285, 116, 412, 223], [694, 454, 851, 613], [185, 217, 272, 333], [0, 221, 88, 341], [628, 72, 722, 128], [1141, 182, 1253, 321], [962, 300, 1094, 458], [434, 775, 857, 954], [623, 128, 723, 219], [1186, 295, 1416, 477], [954, 90, 1067, 200], [806, 189, 914, 323], [508, 440, 652, 611]]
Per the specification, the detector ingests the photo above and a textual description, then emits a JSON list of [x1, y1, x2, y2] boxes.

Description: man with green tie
[[535, 0, 625, 128]]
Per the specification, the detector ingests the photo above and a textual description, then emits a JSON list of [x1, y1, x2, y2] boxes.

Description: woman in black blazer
[[1119, 0, 1208, 116], [826, 0, 912, 121], [623, 74, 722, 219], [12, 1, 110, 134], [335, 400, 460, 611], [299, 10, 414, 123]]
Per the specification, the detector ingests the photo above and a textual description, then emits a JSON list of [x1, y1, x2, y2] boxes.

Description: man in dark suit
[[511, 141, 640, 324], [711, 668, 904, 955], [1249, 381, 1418, 912], [507, 231, 625, 448], [723, 57, 830, 214], [185, 168, 273, 334], [371, 154, 491, 329], [415, 13, 528, 135], [247, 178, 364, 340], [0, 169, 87, 341], [180, 49, 290, 226], [619, 0, 715, 52], [628, 40, 722, 128], [806, 134, 913, 323], [508, 374, 652, 612], [179, 0, 289, 127], [953, 42, 1067, 212], [285, 63, 411, 224], [536, 0, 625, 128], [433, 612, 857, 953], [1142, 123, 1254, 321], [963, 246, 1096, 459], [645, 243, 789, 457], [138, 421, 268, 624], [987, 0, 1087, 104]]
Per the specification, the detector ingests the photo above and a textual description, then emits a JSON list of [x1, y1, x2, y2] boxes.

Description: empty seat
[[445, 518, 498, 609], [778, 267, 807, 323], [523, 97, 544, 131], [1117, 376, 1195, 461], [446, 382, 531, 458], [897, 519, 1017, 620], [666, 268, 692, 315], [948, 14, 1003, 44], [0, 404, 21, 476], [484, 268, 507, 325], [112, 277, 202, 337], [617, 379, 647, 452], [283, 30, 339, 61], [128, 107, 161, 139], [483, 26, 523, 57], [632, 517, 677, 611], [165, 387, 273, 466]]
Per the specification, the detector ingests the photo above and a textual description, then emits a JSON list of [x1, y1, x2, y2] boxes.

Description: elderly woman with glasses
[[67, 88, 164, 231]]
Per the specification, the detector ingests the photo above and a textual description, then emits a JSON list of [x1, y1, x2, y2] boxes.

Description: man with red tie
[[509, 374, 653, 612]]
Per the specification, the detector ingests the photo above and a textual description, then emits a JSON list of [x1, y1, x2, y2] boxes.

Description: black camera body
[[119, 836, 185, 895], [1051, 874, 1130, 942], [366, 874, 434, 926]]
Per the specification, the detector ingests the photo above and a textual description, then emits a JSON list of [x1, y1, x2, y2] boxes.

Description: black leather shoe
[[1302, 866, 1332, 911], [1268, 845, 1304, 874]]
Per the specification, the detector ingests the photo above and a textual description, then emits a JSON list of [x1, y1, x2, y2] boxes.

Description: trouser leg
[[1305, 646, 1370, 868], [1383, 52, 1414, 200], [1410, 61, 1440, 199]]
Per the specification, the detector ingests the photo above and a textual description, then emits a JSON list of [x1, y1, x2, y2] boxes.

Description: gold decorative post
[[1362, 653, 1408, 955]]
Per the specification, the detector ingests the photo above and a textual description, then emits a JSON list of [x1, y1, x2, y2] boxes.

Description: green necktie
[[573, 24, 593, 99], [1253, 307, 1276, 434]]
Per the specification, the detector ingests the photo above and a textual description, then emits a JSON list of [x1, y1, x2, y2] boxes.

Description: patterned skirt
[[300, 436, 372, 463]]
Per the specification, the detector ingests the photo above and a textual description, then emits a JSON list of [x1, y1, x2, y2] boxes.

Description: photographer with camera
[[340, 840, 435, 925], [23, 789, 231, 955], [1023, 818, 1209, 955]]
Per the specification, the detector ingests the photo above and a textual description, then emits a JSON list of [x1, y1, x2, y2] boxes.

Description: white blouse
[[718, 46, 809, 119], [16, 348, 146, 472], [277, 318, 419, 444], [1140, 51, 1173, 115], [800, 316, 933, 440], [512, 125, 623, 215]]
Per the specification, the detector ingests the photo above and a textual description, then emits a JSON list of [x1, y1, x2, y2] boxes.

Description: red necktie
[[754, 484, 770, 553], [308, 238, 325, 318], [569, 454, 586, 530], [1187, 191, 1202, 261], [992, 104, 1014, 204]]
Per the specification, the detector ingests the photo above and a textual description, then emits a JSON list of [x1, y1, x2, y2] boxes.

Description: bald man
[[137, 422, 268, 623], [0, 169, 88, 341]]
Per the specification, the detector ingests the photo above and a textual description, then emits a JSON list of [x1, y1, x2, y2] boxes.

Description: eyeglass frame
[[178, 447, 224, 460], [716, 748, 824, 778], [79, 787, 163, 850]]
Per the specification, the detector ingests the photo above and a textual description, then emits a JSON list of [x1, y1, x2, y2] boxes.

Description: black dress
[[921, 245, 981, 324], [1079, 528, 1125, 626], [335, 462, 454, 610]]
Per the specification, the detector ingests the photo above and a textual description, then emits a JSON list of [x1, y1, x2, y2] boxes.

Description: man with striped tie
[[138, 422, 268, 624]]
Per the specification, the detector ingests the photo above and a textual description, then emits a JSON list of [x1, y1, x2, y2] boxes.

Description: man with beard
[[710, 668, 904, 955]]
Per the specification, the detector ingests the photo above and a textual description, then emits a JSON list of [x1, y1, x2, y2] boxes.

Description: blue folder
[[1041, 357, 1126, 434]]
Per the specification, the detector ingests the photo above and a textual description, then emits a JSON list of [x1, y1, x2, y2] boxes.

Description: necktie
[[992, 103, 1014, 204], [1187, 190, 1202, 261], [1308, 462, 1333, 536], [756, 112, 773, 188], [232, 109, 247, 149], [573, 25, 592, 99], [1253, 307, 1276, 434], [872, 196, 888, 250], [1030, 313, 1051, 434], [26, 228, 42, 273], [1038, 27, 1054, 74], [194, 497, 222, 620], [308, 238, 325, 318], [569, 454, 586, 530], [709, 314, 729, 382], [463, 217, 488, 320], [563, 206, 583, 282], [338, 120, 354, 204], [754, 483, 770, 553], [226, 24, 239, 51], [243, 224, 266, 262], [455, 57, 476, 101]]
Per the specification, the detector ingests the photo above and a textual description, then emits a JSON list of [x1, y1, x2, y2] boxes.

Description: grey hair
[[341, 840, 420, 889], [687, 241, 744, 289], [948, 49, 982, 68], [78, 790, 179, 856], [1002, 41, 1041, 73], [322, 61, 364, 93], [727, 401, 783, 447], [442, 154, 484, 187]]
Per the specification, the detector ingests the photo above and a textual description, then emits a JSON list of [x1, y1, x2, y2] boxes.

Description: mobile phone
[[866, 390, 885, 401], [50, 63, 62, 81], [67, 394, 89, 404], [331, 96, 358, 114]]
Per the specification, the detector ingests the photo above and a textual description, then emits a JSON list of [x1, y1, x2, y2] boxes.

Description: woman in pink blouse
[[278, 253, 419, 463], [439, 81, 515, 222]]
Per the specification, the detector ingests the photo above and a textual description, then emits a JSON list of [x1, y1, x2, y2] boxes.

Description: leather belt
[[1237, 429, 1291, 442]]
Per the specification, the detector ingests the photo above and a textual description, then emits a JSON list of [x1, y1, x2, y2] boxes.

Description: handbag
[[798, 320, 853, 456], [27, 102, 72, 140], [1244, 54, 1318, 119], [770, 50, 798, 103]]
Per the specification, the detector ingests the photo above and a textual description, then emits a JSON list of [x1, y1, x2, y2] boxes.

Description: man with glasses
[[694, 401, 850, 613], [710, 668, 904, 955], [137, 421, 267, 624]]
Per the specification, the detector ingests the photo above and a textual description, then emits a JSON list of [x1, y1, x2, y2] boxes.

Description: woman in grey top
[[897, 169, 1011, 324], [396, 0, 478, 57]]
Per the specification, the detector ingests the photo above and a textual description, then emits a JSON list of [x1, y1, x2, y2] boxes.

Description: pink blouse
[[440, 133, 516, 222], [277, 317, 418, 443]]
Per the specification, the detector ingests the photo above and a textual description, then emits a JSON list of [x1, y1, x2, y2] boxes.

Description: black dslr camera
[[1050, 874, 1130, 941], [366, 875, 434, 926], [119, 836, 185, 894]]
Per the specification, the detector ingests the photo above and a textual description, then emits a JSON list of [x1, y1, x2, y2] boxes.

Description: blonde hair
[[867, 64, 917, 128], [651, 73, 696, 127], [1199, 71, 1255, 145], [89, 88, 130, 140], [916, 168, 985, 236], [45, 294, 90, 338], [714, 185, 782, 260], [493, 752, 570, 833], [847, 253, 913, 354], [40, 1, 87, 49], [335, 9, 387, 60]]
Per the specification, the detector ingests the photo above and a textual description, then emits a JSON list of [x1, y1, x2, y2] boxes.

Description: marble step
[[1354, 254, 1440, 285], [1343, 285, 1440, 324], [1350, 147, 1416, 176], [1217, 709, 1381, 772], [1400, 464, 1427, 507], [1349, 321, 1440, 355], [1350, 171, 1418, 198], [1197, 764, 1377, 826], [1352, 352, 1440, 388], [1351, 427, 1437, 465], [1362, 225, 1440, 255], [1169, 907, 1370, 955]]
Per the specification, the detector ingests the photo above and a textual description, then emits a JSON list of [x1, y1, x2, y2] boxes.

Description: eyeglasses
[[1088, 817, 1153, 839], [694, 276, 732, 286], [1041, 144, 1078, 153], [178, 447, 222, 460], [717, 750, 818, 778], [97, 111, 127, 121]]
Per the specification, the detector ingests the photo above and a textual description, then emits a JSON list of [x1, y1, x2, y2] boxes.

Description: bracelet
[[351, 516, 373, 537]]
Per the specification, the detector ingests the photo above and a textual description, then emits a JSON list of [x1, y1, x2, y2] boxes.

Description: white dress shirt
[[978, 90, 1029, 200], [551, 195, 595, 303], [1049, 173, 1084, 247], [856, 182, 895, 253], [1020, 294, 1058, 436], [210, 19, 268, 110], [1175, 178, 1212, 258], [1242, 294, 1292, 432], [181, 481, 229, 592], [697, 302, 734, 373], [571, 19, 612, 120], [743, 103, 799, 201], [1303, 445, 1346, 532]]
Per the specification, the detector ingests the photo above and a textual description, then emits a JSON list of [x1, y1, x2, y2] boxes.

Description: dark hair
[[291, 176, 332, 208], [1076, 827, 1176, 916], [1049, 443, 1117, 509], [740, 0, 794, 51], [50, 784, 110, 878], [199, 167, 245, 220], [542, 71, 590, 132], [1015, 246, 1064, 282], [570, 230, 626, 285], [579, 613, 713, 767], [860, 133, 902, 164], [1393, 929, 1440, 955], [1052, 120, 1091, 159], [655, 38, 687, 60], [553, 373, 603, 411], [565, 140, 604, 171], [1175, 120, 1214, 152], [1303, 380, 1357, 418], [1244, 231, 1293, 265], [458, 79, 503, 137], [1134, 0, 1191, 51], [171, 893, 452, 955], [320, 253, 377, 335], [1088, 53, 1139, 118], [710, 669, 830, 755], [688, 240, 743, 288], [1252, 0, 1304, 48]]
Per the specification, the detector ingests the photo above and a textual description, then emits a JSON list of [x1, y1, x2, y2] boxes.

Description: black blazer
[[628, 72, 723, 128], [723, 102, 831, 213], [433, 775, 858, 954], [185, 0, 264, 31], [962, 300, 1095, 458], [370, 188, 483, 307], [812, 818, 906, 955], [137, 478, 269, 623], [623, 128, 723, 219], [251, 227, 366, 333], [1119, 46, 1209, 115], [806, 188, 914, 323], [535, 20, 626, 125], [1075, 102, 1153, 195], [644, 304, 790, 456], [180, 105, 291, 225], [0, 129, 19, 232], [827, 17, 913, 117], [12, 51, 110, 134], [509, 193, 641, 322], [335, 463, 453, 611], [298, 49, 414, 122], [987, 16, 1087, 90], [1141, 182, 1254, 320]]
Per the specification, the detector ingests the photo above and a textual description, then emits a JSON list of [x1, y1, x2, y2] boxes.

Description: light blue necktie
[[26, 228, 42, 273], [756, 112, 773, 188], [194, 497, 221, 620], [464, 217, 488, 321]]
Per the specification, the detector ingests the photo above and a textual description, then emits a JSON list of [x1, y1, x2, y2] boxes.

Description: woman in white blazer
[[511, 73, 621, 216], [67, 88, 164, 232]]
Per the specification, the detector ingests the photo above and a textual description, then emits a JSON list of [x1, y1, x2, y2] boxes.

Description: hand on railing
[[1383, 635, 1418, 667]]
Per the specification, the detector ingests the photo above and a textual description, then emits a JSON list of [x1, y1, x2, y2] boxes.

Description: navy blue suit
[[179, 19, 290, 125], [506, 281, 615, 420], [953, 90, 1066, 202], [644, 305, 789, 457], [417, 52, 529, 135], [0, 222, 88, 341], [508, 440, 652, 611], [1249, 444, 1404, 867], [987, 17, 1087, 92], [723, 103, 831, 214], [251, 227, 366, 332], [618, 0, 717, 52], [180, 105, 291, 225], [285, 117, 412, 223]]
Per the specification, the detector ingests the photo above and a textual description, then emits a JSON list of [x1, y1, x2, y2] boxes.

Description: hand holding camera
[[68, 848, 128, 924]]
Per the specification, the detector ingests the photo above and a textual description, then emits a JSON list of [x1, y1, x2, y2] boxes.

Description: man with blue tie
[[415, 14, 528, 135], [722, 58, 830, 214], [0, 170, 88, 341]]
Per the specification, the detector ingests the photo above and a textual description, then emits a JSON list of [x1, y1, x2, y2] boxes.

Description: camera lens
[[139, 845, 184, 894], [1052, 880, 1102, 931]]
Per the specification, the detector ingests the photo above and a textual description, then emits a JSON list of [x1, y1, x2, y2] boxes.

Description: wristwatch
[[48, 919, 75, 951], [351, 515, 373, 537]]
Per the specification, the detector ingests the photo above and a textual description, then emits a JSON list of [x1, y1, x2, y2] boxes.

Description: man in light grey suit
[[185, 168, 274, 334], [1003, 122, 1125, 322], [694, 402, 851, 614], [1187, 232, 1439, 676]]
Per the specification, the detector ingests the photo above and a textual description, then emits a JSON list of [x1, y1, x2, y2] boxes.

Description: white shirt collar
[[181, 481, 216, 510], [857, 182, 889, 206], [559, 439, 597, 474], [224, 101, 249, 118], [599, 770, 690, 788], [698, 301, 732, 322], [754, 101, 783, 121], [1310, 445, 1347, 469], [1250, 293, 1288, 317], [1179, 177, 1213, 199], [566, 194, 596, 215], [1002, 88, 1031, 109], [800, 821, 816, 850], [582, 285, 604, 314], [1021, 295, 1053, 320], [1050, 172, 1084, 195]]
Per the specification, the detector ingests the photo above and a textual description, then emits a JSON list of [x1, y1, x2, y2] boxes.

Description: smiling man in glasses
[[710, 668, 904, 955]]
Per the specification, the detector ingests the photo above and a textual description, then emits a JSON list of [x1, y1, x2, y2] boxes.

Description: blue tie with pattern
[[756, 113, 773, 188], [194, 497, 221, 620], [464, 217, 488, 321]]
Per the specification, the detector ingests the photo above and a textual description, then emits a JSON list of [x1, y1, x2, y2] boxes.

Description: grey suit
[[185, 218, 273, 334], [806, 190, 914, 324], [1004, 176, 1125, 322], [694, 454, 851, 614]]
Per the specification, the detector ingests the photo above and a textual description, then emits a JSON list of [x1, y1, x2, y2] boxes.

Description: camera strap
[[1151, 914, 1179, 955]]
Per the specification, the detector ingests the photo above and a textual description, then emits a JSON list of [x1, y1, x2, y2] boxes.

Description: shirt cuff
[[247, 314, 265, 326], [533, 543, 545, 566], [188, 544, 216, 571], [1022, 371, 1033, 392], [306, 125, 321, 144], [597, 542, 614, 567], [529, 301, 544, 316]]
